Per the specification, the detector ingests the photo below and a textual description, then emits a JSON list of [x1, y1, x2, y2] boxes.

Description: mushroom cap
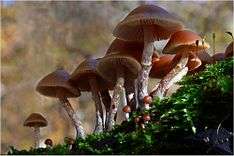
[[163, 30, 210, 54], [212, 52, 225, 61], [44, 138, 53, 146], [187, 52, 202, 71], [150, 54, 174, 79], [225, 41, 233, 58], [106, 38, 159, 62], [113, 5, 184, 41], [122, 105, 131, 113], [196, 51, 214, 64], [69, 58, 113, 91], [97, 54, 141, 84], [24, 113, 48, 127], [36, 70, 80, 98]]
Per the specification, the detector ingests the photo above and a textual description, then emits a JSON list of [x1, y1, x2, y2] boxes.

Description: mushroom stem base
[[34, 127, 40, 148], [59, 98, 86, 139]]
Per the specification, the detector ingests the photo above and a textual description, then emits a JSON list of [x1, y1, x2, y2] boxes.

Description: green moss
[[8, 58, 233, 155]]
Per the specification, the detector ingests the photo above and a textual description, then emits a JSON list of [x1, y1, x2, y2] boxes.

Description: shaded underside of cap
[[24, 113, 48, 127], [36, 70, 80, 98], [150, 54, 174, 78], [162, 30, 210, 54], [69, 59, 113, 91], [113, 5, 183, 42], [106, 39, 144, 55], [97, 54, 141, 84]]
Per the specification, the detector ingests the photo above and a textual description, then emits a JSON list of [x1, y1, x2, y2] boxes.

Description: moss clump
[[8, 58, 233, 155]]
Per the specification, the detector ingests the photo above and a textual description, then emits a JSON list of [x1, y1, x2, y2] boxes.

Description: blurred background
[[1, 0, 233, 154]]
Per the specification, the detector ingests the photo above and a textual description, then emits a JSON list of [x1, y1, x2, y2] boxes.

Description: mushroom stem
[[134, 79, 139, 110], [138, 27, 154, 109], [107, 67, 125, 131], [89, 78, 104, 133], [120, 87, 129, 120], [59, 98, 86, 139], [33, 126, 40, 148], [151, 55, 189, 99], [212, 33, 216, 55], [100, 90, 111, 131]]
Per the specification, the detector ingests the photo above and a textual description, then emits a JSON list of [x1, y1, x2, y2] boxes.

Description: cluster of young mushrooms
[[23, 4, 233, 148]]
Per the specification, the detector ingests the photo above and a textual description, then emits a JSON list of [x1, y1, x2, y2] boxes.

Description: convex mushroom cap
[[36, 69, 80, 98], [106, 38, 159, 62], [24, 113, 48, 127], [97, 54, 141, 84], [163, 30, 210, 55], [69, 58, 113, 91], [113, 5, 184, 41]]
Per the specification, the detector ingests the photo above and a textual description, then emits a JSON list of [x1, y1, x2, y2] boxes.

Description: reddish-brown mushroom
[[97, 54, 141, 130], [24, 113, 48, 148], [69, 58, 113, 133], [225, 41, 233, 58], [151, 30, 210, 99], [212, 52, 225, 61], [44, 138, 53, 148], [113, 5, 184, 109], [36, 69, 85, 139]]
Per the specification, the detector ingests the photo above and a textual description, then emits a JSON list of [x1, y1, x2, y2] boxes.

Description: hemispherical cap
[[24, 113, 47, 127], [187, 53, 202, 71], [163, 30, 210, 54], [69, 58, 113, 91], [36, 70, 80, 98], [113, 5, 184, 41], [97, 54, 141, 84], [45, 138, 53, 146]]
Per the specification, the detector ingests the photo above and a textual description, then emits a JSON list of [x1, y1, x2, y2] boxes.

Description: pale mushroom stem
[[151, 55, 189, 100], [33, 126, 40, 148], [134, 79, 139, 110], [120, 87, 129, 120], [107, 67, 125, 131], [100, 90, 111, 131], [89, 78, 104, 133], [138, 27, 154, 109], [59, 98, 86, 139]]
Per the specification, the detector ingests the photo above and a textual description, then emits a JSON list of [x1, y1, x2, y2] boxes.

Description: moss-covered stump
[[8, 58, 233, 155]]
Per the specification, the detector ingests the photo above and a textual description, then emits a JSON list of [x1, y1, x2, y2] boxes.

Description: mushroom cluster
[[24, 4, 233, 149]]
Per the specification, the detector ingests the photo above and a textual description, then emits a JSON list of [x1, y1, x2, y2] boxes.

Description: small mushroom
[[113, 5, 184, 109], [64, 136, 75, 150], [152, 30, 210, 99], [69, 58, 113, 133], [24, 113, 48, 148], [143, 114, 151, 123], [44, 138, 53, 148], [36, 69, 85, 139], [122, 105, 131, 120], [97, 54, 141, 130]]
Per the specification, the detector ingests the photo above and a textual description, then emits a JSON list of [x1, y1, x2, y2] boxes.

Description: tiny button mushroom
[[24, 113, 48, 148], [143, 114, 151, 122], [44, 138, 53, 148], [64, 137, 75, 150], [143, 95, 153, 104], [36, 69, 85, 139]]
